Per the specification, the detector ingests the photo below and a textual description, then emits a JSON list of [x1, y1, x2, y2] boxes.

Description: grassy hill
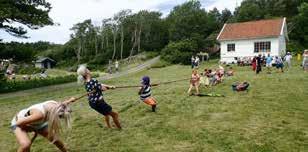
[[0, 59, 307, 152]]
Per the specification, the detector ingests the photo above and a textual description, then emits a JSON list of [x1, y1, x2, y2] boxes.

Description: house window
[[254, 41, 271, 53], [227, 44, 235, 52]]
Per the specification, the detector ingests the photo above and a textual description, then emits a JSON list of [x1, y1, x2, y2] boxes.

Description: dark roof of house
[[36, 57, 56, 63], [217, 18, 285, 41]]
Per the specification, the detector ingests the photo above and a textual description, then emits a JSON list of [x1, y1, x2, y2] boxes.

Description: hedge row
[[0, 75, 77, 93]]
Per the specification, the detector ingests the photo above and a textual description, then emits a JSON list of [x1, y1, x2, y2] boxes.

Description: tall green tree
[[0, 0, 54, 38], [70, 19, 93, 63], [290, 2, 308, 50], [166, 0, 216, 49]]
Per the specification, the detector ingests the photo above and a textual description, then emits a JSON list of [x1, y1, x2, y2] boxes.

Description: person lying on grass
[[232, 82, 249, 92], [11, 97, 77, 152], [138, 76, 157, 112], [77, 65, 121, 129], [188, 69, 200, 95]]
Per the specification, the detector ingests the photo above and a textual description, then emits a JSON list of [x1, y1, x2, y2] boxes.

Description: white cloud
[[0, 0, 242, 44]]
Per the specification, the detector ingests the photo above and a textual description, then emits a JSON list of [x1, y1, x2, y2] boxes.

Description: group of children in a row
[[10, 65, 157, 152], [187, 66, 234, 95]]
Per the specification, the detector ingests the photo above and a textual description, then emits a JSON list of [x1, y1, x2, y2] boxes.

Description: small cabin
[[35, 57, 56, 69]]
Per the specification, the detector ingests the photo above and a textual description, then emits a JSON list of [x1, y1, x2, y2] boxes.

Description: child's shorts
[[89, 99, 112, 116], [142, 97, 157, 106], [276, 63, 284, 69]]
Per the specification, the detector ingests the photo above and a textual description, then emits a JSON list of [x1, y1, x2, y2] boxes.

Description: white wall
[[220, 37, 281, 63], [35, 63, 42, 68], [279, 35, 286, 56]]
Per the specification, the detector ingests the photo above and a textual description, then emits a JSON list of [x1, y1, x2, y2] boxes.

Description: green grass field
[[0, 60, 307, 152]]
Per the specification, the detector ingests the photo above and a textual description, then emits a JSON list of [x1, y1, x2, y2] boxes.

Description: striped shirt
[[140, 85, 151, 100]]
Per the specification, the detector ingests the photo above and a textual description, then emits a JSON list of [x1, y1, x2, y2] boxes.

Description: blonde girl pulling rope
[[11, 97, 77, 152]]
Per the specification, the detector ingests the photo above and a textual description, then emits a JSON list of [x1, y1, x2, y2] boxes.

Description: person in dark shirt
[[77, 65, 121, 129], [256, 54, 262, 74]]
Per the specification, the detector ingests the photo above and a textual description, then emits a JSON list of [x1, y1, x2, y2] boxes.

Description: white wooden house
[[217, 18, 288, 64]]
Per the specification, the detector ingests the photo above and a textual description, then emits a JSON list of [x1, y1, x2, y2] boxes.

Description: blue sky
[[0, 0, 242, 44]]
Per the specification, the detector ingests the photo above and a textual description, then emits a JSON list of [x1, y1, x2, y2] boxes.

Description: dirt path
[[0, 56, 160, 100]]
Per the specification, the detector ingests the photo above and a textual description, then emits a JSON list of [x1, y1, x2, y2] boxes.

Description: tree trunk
[[76, 39, 82, 63], [106, 33, 109, 49], [112, 29, 117, 60], [101, 33, 104, 53], [120, 26, 124, 60], [95, 33, 98, 55], [129, 24, 138, 62], [137, 25, 142, 53]]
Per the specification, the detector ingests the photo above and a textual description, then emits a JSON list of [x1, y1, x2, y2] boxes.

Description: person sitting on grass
[[226, 67, 234, 76], [77, 65, 122, 129], [200, 69, 210, 87], [11, 97, 77, 152], [138, 76, 157, 112], [188, 69, 200, 95], [208, 69, 217, 86], [215, 69, 223, 84]]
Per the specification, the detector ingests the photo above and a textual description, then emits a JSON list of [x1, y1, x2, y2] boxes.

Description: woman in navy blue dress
[[77, 65, 121, 129]]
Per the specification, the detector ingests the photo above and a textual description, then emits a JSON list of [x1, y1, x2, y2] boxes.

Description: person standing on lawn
[[303, 50, 308, 71], [266, 54, 273, 74], [256, 54, 262, 74], [188, 69, 200, 95], [284, 52, 292, 69], [252, 56, 257, 71], [275, 56, 284, 73], [115, 60, 119, 72], [191, 56, 195, 69]]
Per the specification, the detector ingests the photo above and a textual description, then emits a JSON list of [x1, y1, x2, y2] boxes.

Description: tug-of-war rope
[[75, 77, 223, 103]]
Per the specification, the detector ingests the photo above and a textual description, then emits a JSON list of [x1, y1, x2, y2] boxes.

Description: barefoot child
[[77, 65, 121, 129], [138, 76, 157, 112], [187, 69, 200, 95], [11, 97, 76, 152]]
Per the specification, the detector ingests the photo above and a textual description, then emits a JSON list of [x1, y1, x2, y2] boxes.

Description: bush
[[145, 51, 160, 59], [287, 41, 305, 54], [0, 69, 6, 83], [161, 40, 198, 65], [0, 75, 77, 93], [18, 66, 42, 75]]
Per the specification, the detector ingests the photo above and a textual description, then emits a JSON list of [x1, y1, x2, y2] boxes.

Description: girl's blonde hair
[[192, 69, 198, 74], [47, 103, 71, 142], [77, 64, 87, 83]]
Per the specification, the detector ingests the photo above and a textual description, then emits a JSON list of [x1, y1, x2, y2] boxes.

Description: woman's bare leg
[[104, 115, 112, 128], [109, 111, 121, 129], [38, 129, 67, 152], [14, 127, 31, 152], [195, 85, 200, 95]]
